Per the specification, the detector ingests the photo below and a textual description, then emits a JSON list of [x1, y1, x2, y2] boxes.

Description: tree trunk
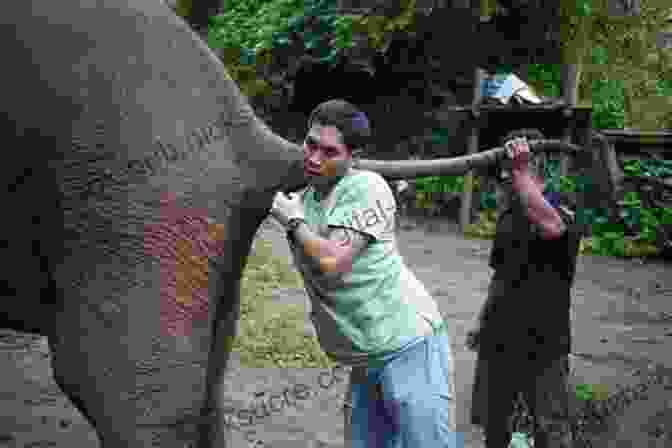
[[459, 67, 484, 233], [560, 63, 581, 176]]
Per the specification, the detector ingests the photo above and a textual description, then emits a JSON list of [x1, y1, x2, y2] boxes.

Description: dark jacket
[[478, 200, 582, 362]]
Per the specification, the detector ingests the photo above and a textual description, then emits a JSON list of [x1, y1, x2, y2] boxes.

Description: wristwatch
[[286, 217, 306, 235]]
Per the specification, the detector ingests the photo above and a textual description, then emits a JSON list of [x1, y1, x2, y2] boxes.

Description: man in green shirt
[[269, 99, 458, 447]]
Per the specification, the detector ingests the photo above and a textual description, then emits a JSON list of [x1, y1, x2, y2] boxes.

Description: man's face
[[303, 123, 352, 185]]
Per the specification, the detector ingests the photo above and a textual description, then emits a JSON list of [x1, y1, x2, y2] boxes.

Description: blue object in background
[[481, 73, 510, 98], [480, 71, 542, 104]]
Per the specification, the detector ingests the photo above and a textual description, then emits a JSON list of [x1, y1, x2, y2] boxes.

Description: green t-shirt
[[287, 169, 444, 366]]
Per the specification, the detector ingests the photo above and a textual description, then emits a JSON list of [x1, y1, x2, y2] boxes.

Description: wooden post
[[560, 63, 580, 176], [460, 67, 485, 233]]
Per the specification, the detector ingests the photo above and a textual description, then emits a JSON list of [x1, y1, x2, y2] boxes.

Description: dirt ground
[[1, 215, 671, 447]]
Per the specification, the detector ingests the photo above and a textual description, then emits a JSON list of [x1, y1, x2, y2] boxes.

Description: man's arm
[[504, 136, 565, 239], [510, 169, 566, 239], [290, 223, 371, 277]]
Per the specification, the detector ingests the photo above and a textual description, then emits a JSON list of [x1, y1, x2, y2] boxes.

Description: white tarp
[[480, 72, 543, 105]]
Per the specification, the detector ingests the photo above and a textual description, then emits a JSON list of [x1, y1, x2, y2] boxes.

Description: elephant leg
[[197, 197, 270, 447], [46, 190, 261, 448]]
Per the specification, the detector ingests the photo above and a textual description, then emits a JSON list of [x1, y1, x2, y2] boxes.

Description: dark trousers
[[471, 354, 572, 448]]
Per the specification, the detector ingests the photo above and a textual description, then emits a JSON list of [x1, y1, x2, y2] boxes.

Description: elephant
[[1, 1, 587, 446]]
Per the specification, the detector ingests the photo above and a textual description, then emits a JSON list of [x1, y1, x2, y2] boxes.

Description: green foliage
[[574, 0, 592, 18], [204, 0, 418, 97], [205, 0, 344, 97], [557, 158, 670, 257], [589, 47, 627, 129], [207, 0, 311, 58], [623, 158, 672, 178], [574, 383, 609, 402], [346, 0, 418, 49], [415, 175, 467, 194], [205, 0, 419, 67], [204, 0, 668, 129], [527, 64, 562, 98], [657, 77, 672, 97], [528, 0, 672, 131], [525, 58, 628, 130], [414, 175, 475, 212], [581, 0, 672, 130], [332, 14, 357, 50]]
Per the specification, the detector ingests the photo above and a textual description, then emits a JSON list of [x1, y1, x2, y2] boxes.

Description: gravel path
[[1, 215, 671, 447]]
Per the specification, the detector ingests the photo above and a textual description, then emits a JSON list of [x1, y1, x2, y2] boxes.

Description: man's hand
[[504, 136, 532, 173], [270, 192, 305, 228]]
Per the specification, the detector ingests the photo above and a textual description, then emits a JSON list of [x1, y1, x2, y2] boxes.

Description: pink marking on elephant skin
[[143, 193, 227, 337]]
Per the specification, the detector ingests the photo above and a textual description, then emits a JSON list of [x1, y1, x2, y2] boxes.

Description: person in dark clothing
[[467, 129, 582, 448]]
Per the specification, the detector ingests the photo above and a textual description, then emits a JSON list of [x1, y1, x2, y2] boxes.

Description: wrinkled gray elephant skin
[[1, 1, 305, 446]]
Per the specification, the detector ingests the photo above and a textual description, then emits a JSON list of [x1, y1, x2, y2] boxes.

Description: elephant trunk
[[224, 109, 308, 194], [354, 139, 582, 181]]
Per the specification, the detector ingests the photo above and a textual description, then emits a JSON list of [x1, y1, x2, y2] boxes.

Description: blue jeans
[[344, 329, 460, 448]]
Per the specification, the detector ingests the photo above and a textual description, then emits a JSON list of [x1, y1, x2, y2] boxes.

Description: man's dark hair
[[307, 99, 372, 153]]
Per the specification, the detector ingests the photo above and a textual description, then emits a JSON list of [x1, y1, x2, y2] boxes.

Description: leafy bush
[[526, 57, 628, 130], [206, 0, 418, 77], [527, 63, 562, 98], [623, 159, 672, 178]]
